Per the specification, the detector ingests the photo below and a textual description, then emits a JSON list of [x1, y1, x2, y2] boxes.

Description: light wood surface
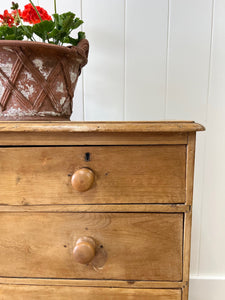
[[71, 168, 95, 192], [0, 122, 202, 299], [0, 204, 190, 213], [0, 212, 183, 281], [186, 133, 196, 205], [0, 132, 188, 146], [73, 236, 96, 264], [0, 145, 186, 205], [183, 212, 193, 283], [0, 277, 185, 289], [0, 285, 182, 300], [182, 284, 189, 300], [0, 121, 205, 132]]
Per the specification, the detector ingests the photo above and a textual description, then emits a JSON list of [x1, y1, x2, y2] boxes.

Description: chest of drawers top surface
[[0, 121, 203, 205], [0, 120, 204, 134], [0, 121, 204, 300]]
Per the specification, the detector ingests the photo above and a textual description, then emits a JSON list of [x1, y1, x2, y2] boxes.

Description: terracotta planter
[[0, 39, 89, 121]]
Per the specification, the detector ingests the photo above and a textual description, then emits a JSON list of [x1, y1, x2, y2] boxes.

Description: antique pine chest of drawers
[[0, 121, 204, 299]]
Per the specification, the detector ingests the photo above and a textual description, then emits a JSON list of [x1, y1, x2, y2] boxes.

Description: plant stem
[[54, 0, 57, 14], [16, 9, 35, 41], [29, 0, 43, 22]]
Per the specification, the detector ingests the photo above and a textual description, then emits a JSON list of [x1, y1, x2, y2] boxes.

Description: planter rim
[[0, 39, 89, 57]]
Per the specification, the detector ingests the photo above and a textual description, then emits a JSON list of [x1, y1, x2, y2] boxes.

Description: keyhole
[[85, 152, 90, 161]]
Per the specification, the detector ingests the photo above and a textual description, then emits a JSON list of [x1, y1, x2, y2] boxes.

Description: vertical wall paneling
[[165, 0, 213, 275], [82, 0, 125, 121], [36, 0, 84, 120], [125, 0, 169, 120], [199, 0, 225, 276], [1, 0, 225, 289], [166, 0, 213, 122]]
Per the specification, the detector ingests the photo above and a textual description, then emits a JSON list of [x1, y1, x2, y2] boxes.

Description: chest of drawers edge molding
[[0, 121, 205, 300]]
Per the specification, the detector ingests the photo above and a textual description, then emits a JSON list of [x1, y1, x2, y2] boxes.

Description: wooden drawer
[[0, 285, 182, 300], [0, 212, 183, 281], [0, 145, 186, 205]]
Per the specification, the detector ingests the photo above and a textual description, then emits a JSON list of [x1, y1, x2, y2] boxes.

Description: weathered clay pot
[[0, 39, 89, 120]]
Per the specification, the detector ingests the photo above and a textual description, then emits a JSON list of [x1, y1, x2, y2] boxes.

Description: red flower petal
[[22, 3, 52, 24]]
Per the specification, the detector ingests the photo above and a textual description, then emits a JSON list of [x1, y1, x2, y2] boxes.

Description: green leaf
[[77, 31, 86, 40], [4, 34, 16, 40], [51, 12, 84, 46], [63, 36, 78, 46], [48, 28, 59, 38], [71, 18, 83, 30], [62, 13, 75, 32], [52, 13, 61, 29], [63, 31, 86, 46], [20, 25, 33, 39], [61, 12, 76, 19], [0, 26, 24, 40], [33, 20, 55, 41]]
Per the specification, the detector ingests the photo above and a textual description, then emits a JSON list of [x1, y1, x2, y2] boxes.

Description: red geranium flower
[[22, 3, 52, 24], [0, 10, 14, 27], [11, 9, 22, 18], [11, 9, 22, 26]]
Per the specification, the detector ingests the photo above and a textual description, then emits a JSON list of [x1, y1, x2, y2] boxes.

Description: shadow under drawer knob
[[73, 237, 96, 264], [71, 168, 95, 192]]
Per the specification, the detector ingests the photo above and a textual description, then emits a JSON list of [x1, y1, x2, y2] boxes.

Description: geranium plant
[[0, 0, 85, 46]]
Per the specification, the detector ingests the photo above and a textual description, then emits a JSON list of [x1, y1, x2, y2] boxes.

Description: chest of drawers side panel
[[182, 132, 197, 300]]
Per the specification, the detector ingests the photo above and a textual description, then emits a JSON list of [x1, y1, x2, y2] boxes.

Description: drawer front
[[0, 285, 182, 300], [0, 145, 186, 205], [0, 212, 183, 281]]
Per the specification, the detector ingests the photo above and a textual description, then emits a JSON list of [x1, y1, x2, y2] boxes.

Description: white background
[[1, 1, 225, 299]]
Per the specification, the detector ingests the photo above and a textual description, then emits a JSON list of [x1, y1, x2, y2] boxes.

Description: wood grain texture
[[71, 168, 95, 192], [0, 212, 183, 281], [0, 204, 190, 213], [0, 121, 205, 132], [0, 277, 185, 288], [73, 236, 96, 264], [0, 132, 188, 146], [0, 145, 186, 205], [182, 284, 189, 300], [183, 212, 192, 282], [0, 285, 182, 300], [0, 121, 202, 297], [186, 133, 196, 205]]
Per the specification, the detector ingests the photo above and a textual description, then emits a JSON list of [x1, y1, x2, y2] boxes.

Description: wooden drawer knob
[[71, 168, 94, 192], [73, 237, 96, 264]]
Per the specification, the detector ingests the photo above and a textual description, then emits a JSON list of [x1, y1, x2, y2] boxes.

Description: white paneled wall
[[82, 0, 125, 120], [1, 0, 225, 298], [200, 0, 225, 276], [125, 0, 168, 120], [166, 0, 213, 278]]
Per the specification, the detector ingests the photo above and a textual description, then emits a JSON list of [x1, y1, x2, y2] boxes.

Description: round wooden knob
[[71, 168, 94, 192], [73, 237, 96, 264]]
